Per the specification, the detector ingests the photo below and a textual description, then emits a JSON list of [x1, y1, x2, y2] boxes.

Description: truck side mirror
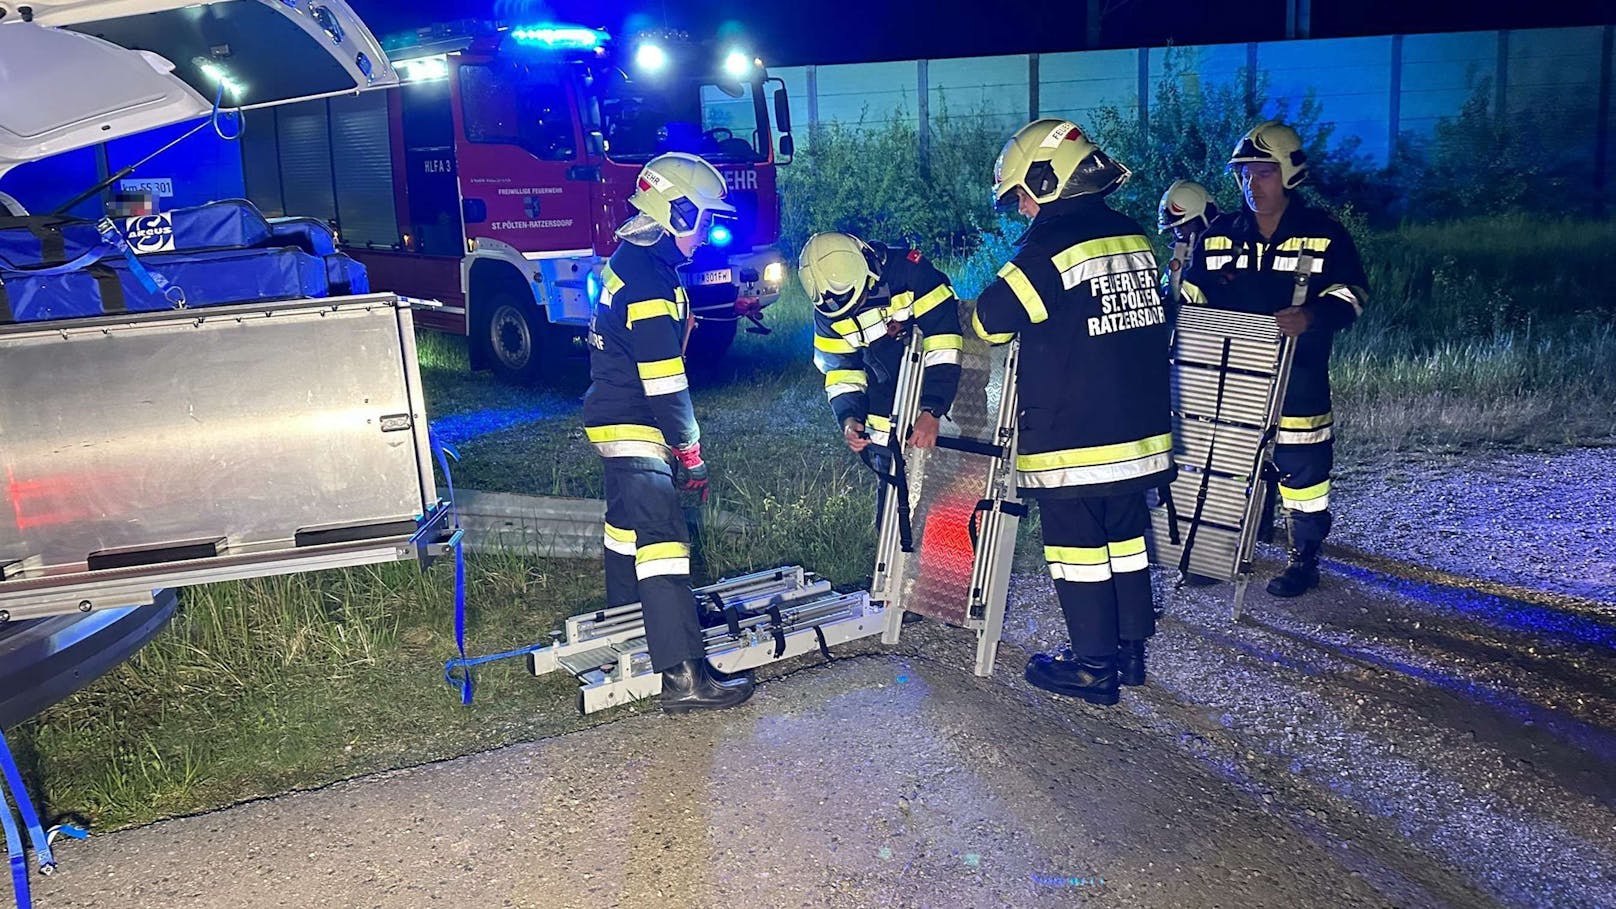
[[779, 134, 795, 160], [772, 86, 792, 135]]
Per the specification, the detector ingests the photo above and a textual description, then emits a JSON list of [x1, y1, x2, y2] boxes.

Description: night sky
[[354, 0, 1616, 66]]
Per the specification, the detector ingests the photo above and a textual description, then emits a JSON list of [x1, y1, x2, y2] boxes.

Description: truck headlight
[[763, 262, 784, 285]]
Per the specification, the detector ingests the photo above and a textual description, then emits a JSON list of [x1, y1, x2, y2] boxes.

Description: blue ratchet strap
[[93, 219, 186, 308], [1, 727, 54, 909], [429, 435, 477, 704], [1, 786, 27, 909], [430, 435, 552, 703]]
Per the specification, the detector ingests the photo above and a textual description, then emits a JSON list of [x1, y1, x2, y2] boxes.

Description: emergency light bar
[[509, 24, 607, 50]]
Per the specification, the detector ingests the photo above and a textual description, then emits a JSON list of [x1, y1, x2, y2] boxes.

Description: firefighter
[[798, 232, 963, 461], [1181, 121, 1369, 598], [1158, 179, 1220, 266], [583, 152, 754, 712], [973, 119, 1175, 704]]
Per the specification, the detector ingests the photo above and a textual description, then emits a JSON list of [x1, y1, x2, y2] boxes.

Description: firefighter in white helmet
[[1158, 179, 1220, 310], [1181, 121, 1370, 598], [798, 232, 963, 463], [974, 119, 1175, 704], [582, 152, 754, 712]]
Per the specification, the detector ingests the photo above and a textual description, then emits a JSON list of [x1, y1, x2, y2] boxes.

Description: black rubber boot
[[1025, 652, 1120, 705], [1266, 545, 1321, 598], [660, 659, 755, 713], [1117, 640, 1147, 686]]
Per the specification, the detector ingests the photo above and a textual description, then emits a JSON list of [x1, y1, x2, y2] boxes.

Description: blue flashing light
[[510, 24, 606, 50], [709, 223, 734, 247], [586, 271, 602, 304]]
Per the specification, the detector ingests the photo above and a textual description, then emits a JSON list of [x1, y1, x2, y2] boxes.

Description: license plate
[[694, 268, 732, 287]]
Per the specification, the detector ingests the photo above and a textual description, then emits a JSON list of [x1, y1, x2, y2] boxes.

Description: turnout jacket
[[582, 236, 699, 459], [1182, 200, 1368, 443], [812, 244, 963, 445], [973, 197, 1176, 499]]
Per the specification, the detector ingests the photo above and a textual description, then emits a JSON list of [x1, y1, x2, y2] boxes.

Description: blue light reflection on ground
[[1325, 560, 1616, 651], [429, 403, 569, 448]]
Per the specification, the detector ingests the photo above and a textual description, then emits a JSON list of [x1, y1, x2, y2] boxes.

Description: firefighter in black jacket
[[799, 232, 963, 457], [974, 119, 1175, 705], [583, 152, 754, 713], [1181, 121, 1369, 598]]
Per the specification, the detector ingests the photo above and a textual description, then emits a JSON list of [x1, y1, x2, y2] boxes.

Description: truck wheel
[[684, 318, 737, 370], [483, 292, 557, 385]]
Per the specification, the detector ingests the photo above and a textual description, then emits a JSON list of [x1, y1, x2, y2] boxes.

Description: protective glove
[[673, 442, 709, 503]]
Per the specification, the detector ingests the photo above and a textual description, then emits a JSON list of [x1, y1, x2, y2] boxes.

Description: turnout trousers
[[1039, 493, 1156, 659], [600, 455, 705, 672]]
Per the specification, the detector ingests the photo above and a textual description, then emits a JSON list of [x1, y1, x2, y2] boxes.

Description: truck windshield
[[592, 72, 768, 165]]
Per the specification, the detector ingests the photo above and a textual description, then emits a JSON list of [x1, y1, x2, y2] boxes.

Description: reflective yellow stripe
[[1180, 281, 1207, 305], [912, 284, 953, 317], [922, 333, 964, 352], [1278, 236, 1332, 252], [1107, 537, 1147, 558], [604, 523, 637, 543], [1051, 234, 1153, 273], [972, 309, 1014, 345], [1016, 433, 1173, 472], [602, 267, 625, 294], [585, 424, 667, 445], [1279, 413, 1333, 430], [627, 299, 680, 325], [890, 290, 915, 313], [996, 263, 1048, 323], [824, 369, 867, 389], [635, 541, 690, 563], [637, 357, 686, 380], [1045, 545, 1110, 565], [674, 287, 688, 305], [1204, 236, 1234, 250], [866, 413, 892, 431], [815, 334, 858, 354], [1279, 480, 1330, 502]]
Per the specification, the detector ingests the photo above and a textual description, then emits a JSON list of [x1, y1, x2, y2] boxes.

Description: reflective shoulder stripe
[[1203, 236, 1234, 250], [1278, 236, 1332, 253], [627, 298, 680, 325], [972, 309, 1014, 345], [912, 283, 954, 317], [996, 262, 1048, 323], [602, 266, 625, 295], [815, 333, 858, 354], [1050, 234, 1153, 274]]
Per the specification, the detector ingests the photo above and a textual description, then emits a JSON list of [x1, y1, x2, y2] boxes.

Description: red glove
[[674, 442, 709, 502]]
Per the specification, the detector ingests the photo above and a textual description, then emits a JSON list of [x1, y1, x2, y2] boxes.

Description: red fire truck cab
[[243, 20, 794, 382]]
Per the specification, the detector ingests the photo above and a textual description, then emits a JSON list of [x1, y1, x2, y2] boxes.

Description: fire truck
[[240, 20, 794, 383]]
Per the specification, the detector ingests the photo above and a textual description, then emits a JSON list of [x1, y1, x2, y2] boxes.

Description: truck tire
[[482, 291, 560, 385], [684, 317, 738, 370]]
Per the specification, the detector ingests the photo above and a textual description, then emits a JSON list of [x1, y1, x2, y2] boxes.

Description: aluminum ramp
[[1148, 305, 1296, 617], [527, 566, 886, 714], [871, 313, 1021, 676]]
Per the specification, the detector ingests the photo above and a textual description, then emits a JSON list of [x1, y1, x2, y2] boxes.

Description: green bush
[[778, 98, 1006, 258]]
